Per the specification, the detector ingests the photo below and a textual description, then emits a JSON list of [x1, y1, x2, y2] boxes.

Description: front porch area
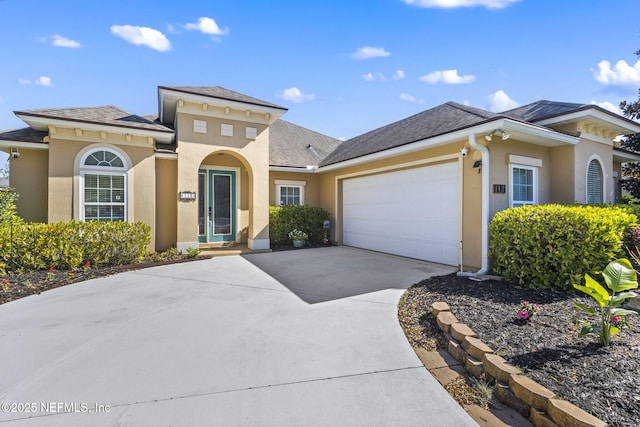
[[198, 242, 271, 257]]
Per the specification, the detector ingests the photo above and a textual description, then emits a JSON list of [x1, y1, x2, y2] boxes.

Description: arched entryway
[[197, 151, 252, 244]]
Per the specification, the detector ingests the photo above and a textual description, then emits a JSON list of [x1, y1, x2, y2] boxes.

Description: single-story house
[[2, 85, 640, 272]]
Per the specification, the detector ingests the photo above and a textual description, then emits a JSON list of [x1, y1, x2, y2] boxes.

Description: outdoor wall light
[[179, 191, 197, 201], [484, 129, 510, 141]]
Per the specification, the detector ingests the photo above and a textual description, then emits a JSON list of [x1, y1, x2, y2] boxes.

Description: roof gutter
[[0, 140, 49, 150]]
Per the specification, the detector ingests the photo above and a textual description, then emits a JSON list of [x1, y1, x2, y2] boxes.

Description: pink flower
[[517, 309, 530, 320], [611, 315, 622, 324]]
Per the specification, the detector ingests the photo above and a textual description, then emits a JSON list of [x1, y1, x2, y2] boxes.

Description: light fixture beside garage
[[484, 129, 510, 141]]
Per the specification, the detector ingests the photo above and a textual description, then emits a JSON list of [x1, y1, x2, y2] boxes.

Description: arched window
[[586, 159, 603, 204], [80, 149, 127, 221]]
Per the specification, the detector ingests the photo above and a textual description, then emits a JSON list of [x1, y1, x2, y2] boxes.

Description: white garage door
[[342, 161, 460, 265]]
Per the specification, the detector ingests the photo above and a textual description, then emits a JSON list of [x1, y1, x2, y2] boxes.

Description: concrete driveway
[[0, 247, 476, 426]]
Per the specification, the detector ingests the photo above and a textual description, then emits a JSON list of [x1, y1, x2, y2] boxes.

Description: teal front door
[[203, 169, 236, 242]]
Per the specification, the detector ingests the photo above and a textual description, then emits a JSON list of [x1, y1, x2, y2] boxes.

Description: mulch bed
[[0, 257, 206, 305], [398, 273, 640, 427]]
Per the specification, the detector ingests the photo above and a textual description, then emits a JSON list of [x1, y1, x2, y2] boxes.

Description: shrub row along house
[[1, 86, 639, 271]]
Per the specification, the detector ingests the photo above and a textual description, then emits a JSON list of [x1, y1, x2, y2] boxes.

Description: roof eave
[[158, 86, 287, 125], [14, 113, 175, 143], [269, 165, 318, 172], [318, 118, 578, 171], [534, 107, 640, 135]]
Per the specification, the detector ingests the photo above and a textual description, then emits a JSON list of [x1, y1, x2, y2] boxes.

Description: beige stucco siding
[[174, 111, 271, 250], [177, 113, 268, 150], [488, 139, 551, 218], [549, 145, 575, 203], [155, 158, 177, 251], [10, 148, 48, 223], [573, 138, 613, 203], [317, 142, 482, 269], [46, 131, 157, 251], [268, 171, 321, 207]]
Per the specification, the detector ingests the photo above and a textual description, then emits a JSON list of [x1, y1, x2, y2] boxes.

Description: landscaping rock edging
[[429, 301, 607, 427]]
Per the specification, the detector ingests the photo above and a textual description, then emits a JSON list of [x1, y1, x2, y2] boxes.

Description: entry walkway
[[1, 247, 476, 426]]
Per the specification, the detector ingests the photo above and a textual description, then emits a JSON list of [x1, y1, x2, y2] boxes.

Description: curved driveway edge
[[1, 247, 476, 426]]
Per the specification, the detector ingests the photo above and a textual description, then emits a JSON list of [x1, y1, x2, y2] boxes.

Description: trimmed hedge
[[0, 220, 151, 274], [269, 205, 330, 245], [489, 204, 637, 290]]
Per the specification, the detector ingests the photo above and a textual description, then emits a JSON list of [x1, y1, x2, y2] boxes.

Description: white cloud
[[351, 46, 391, 60], [52, 34, 82, 48], [35, 76, 53, 87], [590, 100, 623, 116], [362, 72, 385, 82], [279, 87, 316, 103], [402, 0, 519, 9], [419, 69, 476, 84], [488, 90, 518, 112], [185, 17, 229, 36], [400, 93, 423, 103], [110, 25, 171, 52], [20, 77, 54, 86], [592, 59, 640, 87], [393, 70, 406, 80]]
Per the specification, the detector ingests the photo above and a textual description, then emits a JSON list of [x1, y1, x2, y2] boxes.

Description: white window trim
[[509, 164, 538, 207], [79, 148, 128, 170], [79, 171, 128, 221], [246, 126, 258, 139], [221, 123, 234, 137], [275, 179, 307, 206], [76, 146, 131, 221], [586, 155, 606, 204], [193, 119, 207, 134]]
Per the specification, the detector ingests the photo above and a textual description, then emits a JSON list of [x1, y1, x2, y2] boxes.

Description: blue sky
[[1, 0, 640, 153]]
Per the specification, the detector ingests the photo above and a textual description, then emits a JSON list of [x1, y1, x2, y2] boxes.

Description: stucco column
[[247, 139, 270, 250], [176, 141, 200, 251]]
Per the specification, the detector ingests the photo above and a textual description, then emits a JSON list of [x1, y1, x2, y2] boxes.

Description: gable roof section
[[159, 86, 287, 111], [501, 100, 585, 122], [320, 102, 498, 166], [502, 100, 640, 135], [269, 120, 341, 168], [14, 106, 174, 134]]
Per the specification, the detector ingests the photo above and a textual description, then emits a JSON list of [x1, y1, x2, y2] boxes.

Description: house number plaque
[[493, 184, 506, 194]]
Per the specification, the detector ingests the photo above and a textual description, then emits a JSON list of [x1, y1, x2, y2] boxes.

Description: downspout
[[459, 133, 489, 276]]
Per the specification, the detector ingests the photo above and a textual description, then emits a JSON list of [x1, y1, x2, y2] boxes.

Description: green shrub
[[269, 205, 330, 245], [0, 187, 22, 226], [0, 220, 151, 274], [489, 204, 637, 290]]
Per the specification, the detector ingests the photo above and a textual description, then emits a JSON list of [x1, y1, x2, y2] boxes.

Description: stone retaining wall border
[[430, 301, 607, 427]]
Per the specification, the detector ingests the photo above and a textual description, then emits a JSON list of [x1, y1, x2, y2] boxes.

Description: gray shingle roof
[[0, 127, 48, 144], [270, 120, 341, 167], [500, 100, 586, 122], [320, 102, 498, 166], [159, 86, 287, 111], [15, 106, 174, 133]]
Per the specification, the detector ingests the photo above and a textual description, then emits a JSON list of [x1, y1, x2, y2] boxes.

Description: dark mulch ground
[[398, 273, 640, 427], [0, 257, 205, 305]]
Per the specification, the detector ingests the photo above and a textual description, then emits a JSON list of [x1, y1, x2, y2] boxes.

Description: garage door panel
[[342, 162, 459, 265]]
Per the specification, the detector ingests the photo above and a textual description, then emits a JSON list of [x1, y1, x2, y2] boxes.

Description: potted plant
[[288, 229, 308, 248]]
